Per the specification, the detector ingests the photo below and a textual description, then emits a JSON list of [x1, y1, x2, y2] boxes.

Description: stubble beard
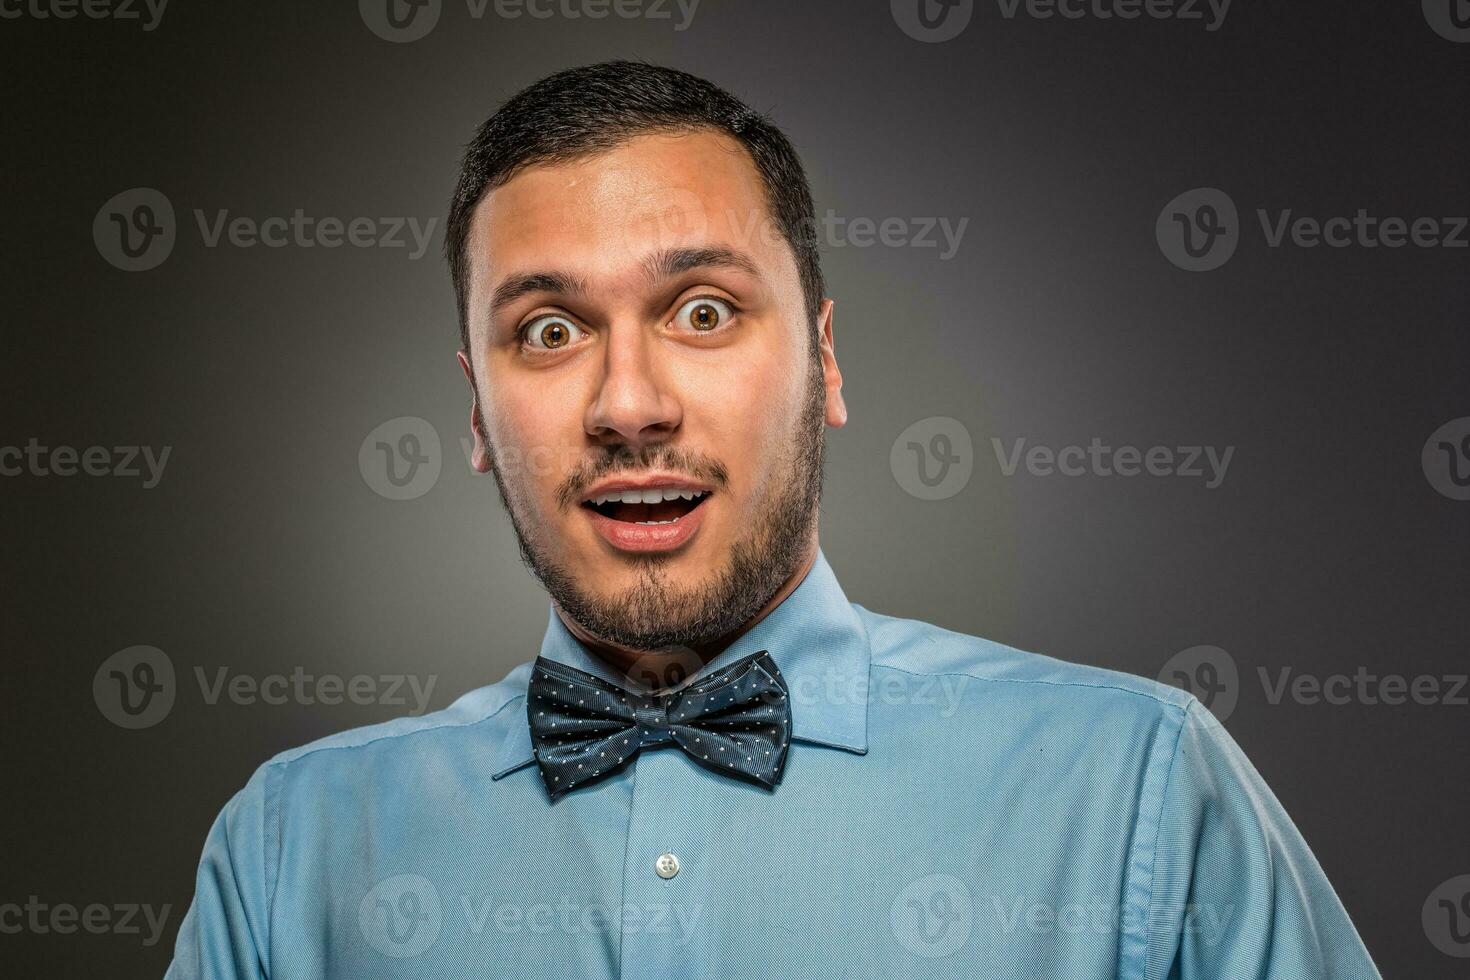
[[482, 350, 827, 653]]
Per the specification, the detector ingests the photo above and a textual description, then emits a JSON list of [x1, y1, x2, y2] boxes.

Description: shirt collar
[[490, 547, 870, 780]]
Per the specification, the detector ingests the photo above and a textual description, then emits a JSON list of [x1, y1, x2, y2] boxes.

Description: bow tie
[[526, 650, 792, 801]]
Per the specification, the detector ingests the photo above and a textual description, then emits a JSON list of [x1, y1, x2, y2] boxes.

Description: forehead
[[466, 129, 794, 299]]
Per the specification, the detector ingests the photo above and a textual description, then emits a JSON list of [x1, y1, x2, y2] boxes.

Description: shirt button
[[654, 852, 680, 879]]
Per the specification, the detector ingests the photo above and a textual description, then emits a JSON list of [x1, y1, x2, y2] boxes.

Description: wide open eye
[[520, 314, 586, 351], [671, 297, 734, 333]]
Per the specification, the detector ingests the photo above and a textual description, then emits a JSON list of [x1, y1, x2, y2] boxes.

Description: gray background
[[2, 0, 1467, 975]]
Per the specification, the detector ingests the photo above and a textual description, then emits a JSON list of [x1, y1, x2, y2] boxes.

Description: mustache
[[555, 444, 730, 512]]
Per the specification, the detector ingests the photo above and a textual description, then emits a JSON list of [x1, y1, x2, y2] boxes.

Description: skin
[[456, 128, 846, 688]]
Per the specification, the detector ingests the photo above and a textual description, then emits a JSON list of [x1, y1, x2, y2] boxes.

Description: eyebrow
[[486, 246, 763, 323]]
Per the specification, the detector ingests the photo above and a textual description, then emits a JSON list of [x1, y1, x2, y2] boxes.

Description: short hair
[[445, 60, 825, 353]]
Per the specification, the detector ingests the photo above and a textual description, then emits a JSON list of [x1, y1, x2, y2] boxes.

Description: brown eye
[[522, 315, 584, 350], [689, 303, 719, 330], [674, 297, 734, 333]]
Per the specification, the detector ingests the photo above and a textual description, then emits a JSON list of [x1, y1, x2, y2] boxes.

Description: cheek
[[681, 348, 804, 495], [484, 383, 582, 496]]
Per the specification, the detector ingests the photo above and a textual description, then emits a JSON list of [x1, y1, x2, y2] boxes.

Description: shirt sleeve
[[1142, 698, 1381, 980], [165, 764, 276, 980]]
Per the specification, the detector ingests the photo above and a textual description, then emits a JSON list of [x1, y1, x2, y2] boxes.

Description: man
[[167, 61, 1382, 979]]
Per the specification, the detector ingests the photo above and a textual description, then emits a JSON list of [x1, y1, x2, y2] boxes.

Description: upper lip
[[580, 473, 715, 504]]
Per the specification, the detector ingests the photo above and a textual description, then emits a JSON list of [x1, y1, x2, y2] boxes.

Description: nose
[[583, 324, 682, 451]]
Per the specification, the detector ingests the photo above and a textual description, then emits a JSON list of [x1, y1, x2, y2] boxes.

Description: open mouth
[[580, 488, 711, 525]]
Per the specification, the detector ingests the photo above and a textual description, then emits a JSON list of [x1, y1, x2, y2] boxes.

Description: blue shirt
[[166, 549, 1381, 979]]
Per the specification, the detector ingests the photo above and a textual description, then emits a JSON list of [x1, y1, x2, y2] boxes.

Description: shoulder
[[238, 661, 533, 798], [856, 602, 1197, 731]]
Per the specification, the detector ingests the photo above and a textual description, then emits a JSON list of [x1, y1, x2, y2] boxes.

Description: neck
[[554, 535, 819, 689]]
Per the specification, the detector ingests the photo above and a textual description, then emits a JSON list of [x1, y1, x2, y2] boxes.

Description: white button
[[654, 852, 680, 879]]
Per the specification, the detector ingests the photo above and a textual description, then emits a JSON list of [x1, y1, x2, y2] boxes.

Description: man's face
[[458, 129, 845, 654]]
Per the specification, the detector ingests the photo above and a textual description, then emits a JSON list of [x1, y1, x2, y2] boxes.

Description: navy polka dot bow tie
[[526, 650, 792, 801]]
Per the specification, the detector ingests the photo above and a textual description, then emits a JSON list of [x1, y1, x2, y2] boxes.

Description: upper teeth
[[589, 488, 707, 506]]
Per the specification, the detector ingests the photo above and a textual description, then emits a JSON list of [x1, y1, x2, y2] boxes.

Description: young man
[[167, 61, 1382, 979]]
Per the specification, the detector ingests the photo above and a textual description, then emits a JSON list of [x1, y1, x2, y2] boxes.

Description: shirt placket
[[617, 743, 710, 980]]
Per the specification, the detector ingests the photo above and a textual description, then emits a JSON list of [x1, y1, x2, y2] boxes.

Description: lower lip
[[583, 498, 709, 553]]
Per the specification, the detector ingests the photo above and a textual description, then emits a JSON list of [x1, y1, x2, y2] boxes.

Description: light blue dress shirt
[[166, 549, 1382, 978]]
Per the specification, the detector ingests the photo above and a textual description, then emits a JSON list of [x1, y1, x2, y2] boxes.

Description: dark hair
[[445, 60, 825, 353]]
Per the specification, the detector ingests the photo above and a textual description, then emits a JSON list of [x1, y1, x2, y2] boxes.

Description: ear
[[816, 298, 847, 429], [456, 349, 493, 474]]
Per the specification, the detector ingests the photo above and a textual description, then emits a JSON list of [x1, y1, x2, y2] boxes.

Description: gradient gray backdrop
[[3, 0, 1467, 976]]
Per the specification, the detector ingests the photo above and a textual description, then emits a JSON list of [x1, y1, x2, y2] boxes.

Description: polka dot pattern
[[527, 650, 792, 802]]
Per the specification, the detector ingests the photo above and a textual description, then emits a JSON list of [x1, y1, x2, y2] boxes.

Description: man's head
[[448, 61, 846, 655]]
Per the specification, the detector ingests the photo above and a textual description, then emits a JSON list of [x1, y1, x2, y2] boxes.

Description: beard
[[481, 348, 827, 655]]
